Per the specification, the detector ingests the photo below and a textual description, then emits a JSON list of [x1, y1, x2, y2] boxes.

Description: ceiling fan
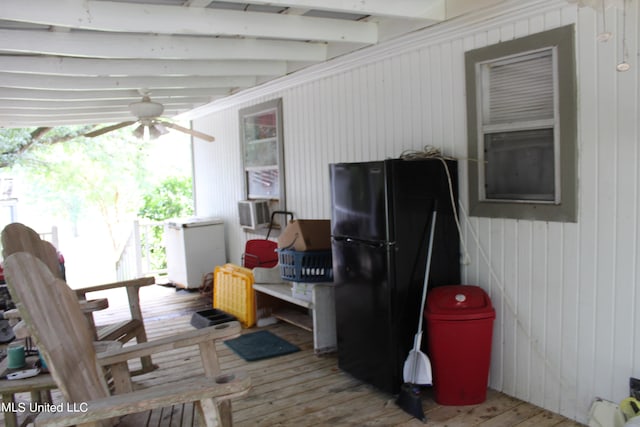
[[83, 95, 215, 142]]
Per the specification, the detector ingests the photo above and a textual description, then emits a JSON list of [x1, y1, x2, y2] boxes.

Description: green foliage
[[31, 133, 146, 223], [138, 176, 194, 221], [0, 126, 95, 169], [138, 176, 194, 270], [4, 126, 151, 251], [0, 128, 31, 165], [0, 126, 193, 268]]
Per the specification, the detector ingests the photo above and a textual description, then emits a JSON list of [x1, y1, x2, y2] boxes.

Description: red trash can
[[425, 285, 495, 405]]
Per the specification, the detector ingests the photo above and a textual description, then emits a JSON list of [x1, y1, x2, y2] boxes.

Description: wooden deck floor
[[6, 284, 584, 426]]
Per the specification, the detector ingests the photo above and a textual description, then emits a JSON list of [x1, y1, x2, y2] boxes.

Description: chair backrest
[[243, 239, 278, 269], [3, 252, 110, 404], [1, 223, 63, 279]]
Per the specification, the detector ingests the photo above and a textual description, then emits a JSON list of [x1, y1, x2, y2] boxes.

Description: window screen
[[479, 49, 558, 203], [484, 129, 555, 201]]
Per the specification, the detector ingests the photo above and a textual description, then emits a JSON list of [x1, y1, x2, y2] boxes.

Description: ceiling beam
[[0, 88, 232, 101], [184, 0, 214, 7], [210, 0, 447, 20], [0, 73, 256, 91], [0, 29, 328, 62], [1, 115, 163, 127], [0, 56, 287, 77], [2, 111, 164, 120], [0, 107, 187, 117], [0, 98, 209, 110], [0, 0, 378, 44]]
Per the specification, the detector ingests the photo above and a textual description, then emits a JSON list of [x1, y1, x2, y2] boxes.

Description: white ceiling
[[0, 0, 500, 130]]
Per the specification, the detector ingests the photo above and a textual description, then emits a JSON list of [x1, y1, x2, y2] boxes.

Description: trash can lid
[[425, 285, 495, 320]]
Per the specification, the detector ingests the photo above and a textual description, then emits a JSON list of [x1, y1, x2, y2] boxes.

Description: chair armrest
[[3, 309, 22, 328], [75, 277, 154, 327], [78, 298, 109, 313], [13, 320, 30, 339], [33, 372, 251, 427], [94, 340, 122, 353], [74, 277, 155, 297], [96, 321, 241, 367], [2, 309, 20, 319]]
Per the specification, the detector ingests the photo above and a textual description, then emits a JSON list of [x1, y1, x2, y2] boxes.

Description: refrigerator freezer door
[[386, 159, 461, 288], [329, 162, 388, 242]]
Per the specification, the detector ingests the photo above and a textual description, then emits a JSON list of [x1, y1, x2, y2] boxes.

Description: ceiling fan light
[[148, 124, 166, 140], [148, 126, 160, 140], [154, 123, 169, 136], [129, 96, 164, 119], [132, 124, 145, 139]]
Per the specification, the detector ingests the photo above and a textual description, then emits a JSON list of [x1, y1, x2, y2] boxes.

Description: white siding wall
[[191, 0, 639, 422]]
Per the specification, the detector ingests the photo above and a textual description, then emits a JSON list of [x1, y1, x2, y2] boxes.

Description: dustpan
[[242, 210, 293, 269]]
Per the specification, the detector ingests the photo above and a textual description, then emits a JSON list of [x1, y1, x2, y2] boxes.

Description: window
[[465, 25, 577, 222], [239, 99, 285, 204]]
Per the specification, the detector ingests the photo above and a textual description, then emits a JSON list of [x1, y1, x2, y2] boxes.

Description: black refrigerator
[[329, 158, 460, 395]]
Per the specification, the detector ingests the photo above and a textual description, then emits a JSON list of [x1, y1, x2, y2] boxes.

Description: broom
[[396, 206, 437, 422]]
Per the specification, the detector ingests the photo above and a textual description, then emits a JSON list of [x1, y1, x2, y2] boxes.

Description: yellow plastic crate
[[213, 263, 255, 328]]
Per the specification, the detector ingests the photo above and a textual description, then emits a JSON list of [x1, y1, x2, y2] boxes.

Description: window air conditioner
[[238, 200, 270, 230]]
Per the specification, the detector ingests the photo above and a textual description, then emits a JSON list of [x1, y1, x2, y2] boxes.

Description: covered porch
[[1, 284, 583, 426]]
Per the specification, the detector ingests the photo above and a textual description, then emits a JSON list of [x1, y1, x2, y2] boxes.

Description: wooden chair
[[3, 251, 250, 427], [1, 222, 156, 374]]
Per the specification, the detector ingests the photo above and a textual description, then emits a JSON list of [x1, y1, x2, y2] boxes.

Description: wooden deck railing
[[37, 226, 58, 248], [115, 220, 167, 281]]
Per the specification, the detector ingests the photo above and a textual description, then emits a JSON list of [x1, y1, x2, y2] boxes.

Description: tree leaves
[[0, 126, 95, 168]]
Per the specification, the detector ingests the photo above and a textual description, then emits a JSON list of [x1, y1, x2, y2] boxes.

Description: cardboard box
[[278, 219, 331, 251]]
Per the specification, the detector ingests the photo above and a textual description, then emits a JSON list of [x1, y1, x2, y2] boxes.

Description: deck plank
[[419, 391, 525, 426], [477, 401, 545, 426], [1, 284, 585, 427], [513, 410, 582, 427]]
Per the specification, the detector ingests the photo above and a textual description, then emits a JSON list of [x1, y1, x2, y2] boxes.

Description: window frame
[[465, 25, 577, 222], [239, 99, 286, 206]]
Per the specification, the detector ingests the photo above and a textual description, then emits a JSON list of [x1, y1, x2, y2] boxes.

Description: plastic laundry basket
[[425, 285, 495, 405]]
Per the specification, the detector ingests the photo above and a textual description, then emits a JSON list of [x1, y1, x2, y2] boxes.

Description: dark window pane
[[485, 129, 555, 201]]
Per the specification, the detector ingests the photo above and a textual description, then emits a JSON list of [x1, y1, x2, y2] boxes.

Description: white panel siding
[[192, 0, 639, 423]]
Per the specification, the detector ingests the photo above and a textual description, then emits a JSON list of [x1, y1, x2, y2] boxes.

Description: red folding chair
[[242, 211, 293, 269]]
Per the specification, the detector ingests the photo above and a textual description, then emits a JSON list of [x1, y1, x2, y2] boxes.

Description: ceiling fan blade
[[162, 122, 215, 142], [84, 121, 137, 138]]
